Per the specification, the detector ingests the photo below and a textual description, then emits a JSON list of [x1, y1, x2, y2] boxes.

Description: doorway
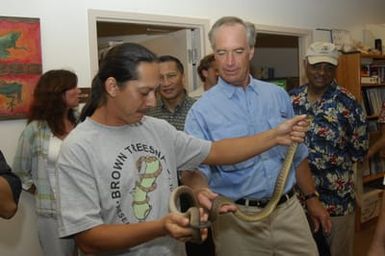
[[252, 33, 300, 91], [88, 10, 210, 92], [253, 24, 313, 89]]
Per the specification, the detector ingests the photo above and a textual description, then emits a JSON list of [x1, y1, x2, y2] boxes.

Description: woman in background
[[13, 69, 80, 255]]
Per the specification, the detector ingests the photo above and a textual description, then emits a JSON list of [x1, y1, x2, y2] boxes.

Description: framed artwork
[[0, 16, 42, 120]]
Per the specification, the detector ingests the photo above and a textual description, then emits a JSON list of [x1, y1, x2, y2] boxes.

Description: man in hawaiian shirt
[[289, 42, 368, 256]]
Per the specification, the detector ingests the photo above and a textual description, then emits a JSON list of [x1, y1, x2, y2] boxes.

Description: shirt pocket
[[212, 124, 257, 172], [264, 117, 287, 160]]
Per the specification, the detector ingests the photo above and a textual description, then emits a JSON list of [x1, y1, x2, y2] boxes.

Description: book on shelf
[[368, 131, 385, 176], [369, 153, 385, 175], [361, 76, 379, 84], [361, 60, 385, 84], [372, 59, 385, 66], [361, 87, 385, 116], [361, 65, 370, 76], [362, 90, 373, 115]]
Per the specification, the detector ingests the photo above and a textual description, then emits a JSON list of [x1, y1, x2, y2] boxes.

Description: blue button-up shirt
[[185, 77, 308, 200]]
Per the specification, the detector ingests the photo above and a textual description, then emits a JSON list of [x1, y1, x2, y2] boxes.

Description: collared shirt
[[290, 82, 368, 216], [12, 121, 57, 216], [185, 76, 308, 200], [147, 92, 196, 131]]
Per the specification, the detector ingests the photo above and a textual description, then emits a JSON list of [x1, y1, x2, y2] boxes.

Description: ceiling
[[97, 22, 298, 48]]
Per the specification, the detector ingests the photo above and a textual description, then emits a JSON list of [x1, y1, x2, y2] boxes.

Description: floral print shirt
[[290, 82, 368, 216]]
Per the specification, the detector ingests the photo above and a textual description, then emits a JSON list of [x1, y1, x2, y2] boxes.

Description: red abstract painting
[[0, 16, 42, 120]]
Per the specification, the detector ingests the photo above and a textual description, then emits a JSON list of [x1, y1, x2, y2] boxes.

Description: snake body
[[210, 142, 298, 222], [169, 185, 206, 243], [169, 142, 299, 241]]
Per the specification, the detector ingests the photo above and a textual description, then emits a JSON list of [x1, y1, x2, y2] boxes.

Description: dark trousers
[[307, 214, 330, 256], [180, 193, 215, 256], [185, 228, 215, 256]]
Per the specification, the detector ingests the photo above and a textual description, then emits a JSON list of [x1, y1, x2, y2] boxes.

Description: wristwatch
[[304, 191, 319, 201]]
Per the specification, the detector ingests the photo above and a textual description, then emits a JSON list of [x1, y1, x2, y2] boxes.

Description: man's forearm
[[0, 176, 18, 219], [202, 115, 307, 166], [295, 159, 316, 195], [180, 170, 209, 189], [203, 128, 278, 165], [75, 221, 166, 254]]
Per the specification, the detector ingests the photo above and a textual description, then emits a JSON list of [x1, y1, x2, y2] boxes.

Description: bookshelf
[[336, 52, 385, 230], [336, 52, 385, 179], [363, 172, 385, 183]]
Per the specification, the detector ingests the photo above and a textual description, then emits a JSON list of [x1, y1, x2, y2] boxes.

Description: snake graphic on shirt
[[132, 156, 162, 220]]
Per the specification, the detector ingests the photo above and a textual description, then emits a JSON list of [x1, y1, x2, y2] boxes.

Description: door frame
[[88, 9, 210, 78], [253, 23, 313, 85]]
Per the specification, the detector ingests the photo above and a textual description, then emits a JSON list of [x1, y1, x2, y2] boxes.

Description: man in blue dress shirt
[[183, 16, 332, 256]]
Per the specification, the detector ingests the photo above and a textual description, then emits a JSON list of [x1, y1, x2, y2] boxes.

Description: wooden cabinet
[[336, 52, 385, 230], [336, 53, 362, 101]]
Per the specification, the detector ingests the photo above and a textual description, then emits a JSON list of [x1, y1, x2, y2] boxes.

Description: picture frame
[[0, 16, 42, 120]]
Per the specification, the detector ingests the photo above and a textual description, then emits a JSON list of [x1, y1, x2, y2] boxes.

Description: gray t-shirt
[[56, 116, 211, 256]]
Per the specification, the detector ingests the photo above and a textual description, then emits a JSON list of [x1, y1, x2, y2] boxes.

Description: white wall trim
[[88, 9, 211, 77]]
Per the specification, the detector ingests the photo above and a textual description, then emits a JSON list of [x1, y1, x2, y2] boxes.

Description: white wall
[[1, 0, 385, 255], [363, 24, 385, 50]]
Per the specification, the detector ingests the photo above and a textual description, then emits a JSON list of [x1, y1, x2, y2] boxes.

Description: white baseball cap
[[305, 42, 339, 66]]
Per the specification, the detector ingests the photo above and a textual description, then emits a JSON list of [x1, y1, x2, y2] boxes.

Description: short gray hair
[[208, 16, 256, 49]]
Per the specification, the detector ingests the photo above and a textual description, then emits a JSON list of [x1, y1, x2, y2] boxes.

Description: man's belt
[[235, 188, 295, 207]]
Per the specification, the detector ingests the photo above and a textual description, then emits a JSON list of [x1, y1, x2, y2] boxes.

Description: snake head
[[169, 186, 210, 244], [186, 207, 211, 244], [209, 195, 238, 222]]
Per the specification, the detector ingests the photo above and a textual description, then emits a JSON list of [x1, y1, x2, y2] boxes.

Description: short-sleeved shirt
[[290, 82, 368, 216], [184, 76, 308, 200], [57, 117, 211, 256]]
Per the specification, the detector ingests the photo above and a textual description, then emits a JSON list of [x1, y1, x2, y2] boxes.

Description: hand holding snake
[[169, 115, 311, 242], [162, 209, 208, 243], [168, 186, 210, 243]]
